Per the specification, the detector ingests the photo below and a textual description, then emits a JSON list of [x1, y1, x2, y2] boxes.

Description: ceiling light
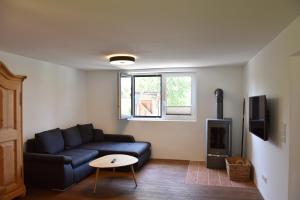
[[109, 55, 136, 65]]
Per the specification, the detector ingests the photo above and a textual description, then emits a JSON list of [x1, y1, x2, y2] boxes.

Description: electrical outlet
[[262, 175, 268, 184], [282, 123, 287, 143]]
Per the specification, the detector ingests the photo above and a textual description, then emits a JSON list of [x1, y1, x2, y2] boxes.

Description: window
[[165, 75, 192, 115], [134, 75, 161, 117], [119, 74, 132, 118], [119, 72, 196, 121]]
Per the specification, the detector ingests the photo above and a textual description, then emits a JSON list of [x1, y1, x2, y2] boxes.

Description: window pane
[[120, 76, 132, 118], [134, 76, 161, 117], [166, 76, 192, 115]]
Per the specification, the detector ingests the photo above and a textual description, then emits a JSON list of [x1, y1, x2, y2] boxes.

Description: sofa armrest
[[103, 134, 135, 143], [24, 152, 72, 165], [24, 152, 74, 190]]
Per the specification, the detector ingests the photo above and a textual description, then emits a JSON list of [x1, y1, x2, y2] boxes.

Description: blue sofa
[[24, 124, 151, 190]]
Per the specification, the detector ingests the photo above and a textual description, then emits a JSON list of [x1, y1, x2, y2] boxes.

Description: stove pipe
[[215, 88, 223, 119]]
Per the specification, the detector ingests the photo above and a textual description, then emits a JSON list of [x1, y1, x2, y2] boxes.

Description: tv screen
[[249, 95, 268, 141]]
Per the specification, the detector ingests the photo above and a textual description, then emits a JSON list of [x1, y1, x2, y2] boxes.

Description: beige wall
[[0, 49, 244, 161], [289, 56, 300, 200], [0, 50, 88, 141], [244, 16, 300, 200], [87, 66, 244, 161]]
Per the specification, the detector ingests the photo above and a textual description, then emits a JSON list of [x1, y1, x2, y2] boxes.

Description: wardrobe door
[[0, 62, 26, 200]]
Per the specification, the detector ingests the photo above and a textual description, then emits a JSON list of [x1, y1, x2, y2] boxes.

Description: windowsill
[[126, 117, 197, 122]]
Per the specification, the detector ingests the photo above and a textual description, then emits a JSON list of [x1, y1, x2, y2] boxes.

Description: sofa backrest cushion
[[94, 129, 104, 142], [35, 128, 64, 154], [62, 126, 82, 149], [77, 123, 94, 143], [26, 139, 36, 153]]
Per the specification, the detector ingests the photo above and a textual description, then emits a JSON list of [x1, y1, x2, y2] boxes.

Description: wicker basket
[[225, 157, 251, 181]]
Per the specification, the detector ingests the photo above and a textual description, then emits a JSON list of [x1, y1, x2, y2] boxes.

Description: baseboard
[[150, 158, 206, 165], [150, 158, 189, 164]]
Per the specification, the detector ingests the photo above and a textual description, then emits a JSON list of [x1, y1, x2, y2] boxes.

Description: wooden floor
[[21, 160, 263, 200]]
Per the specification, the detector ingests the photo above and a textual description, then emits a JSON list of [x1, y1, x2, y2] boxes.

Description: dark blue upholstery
[[80, 142, 150, 157], [24, 152, 72, 164], [26, 138, 36, 153], [24, 124, 151, 190], [73, 162, 95, 183], [35, 128, 64, 154], [93, 129, 104, 142], [103, 133, 135, 142], [58, 148, 98, 167], [62, 126, 82, 149], [77, 123, 94, 143], [24, 153, 73, 189]]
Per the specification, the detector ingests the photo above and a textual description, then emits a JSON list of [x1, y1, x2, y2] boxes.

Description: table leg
[[93, 168, 99, 193], [130, 165, 137, 187]]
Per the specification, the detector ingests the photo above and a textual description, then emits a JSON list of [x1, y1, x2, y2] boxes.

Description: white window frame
[[118, 71, 197, 121], [118, 73, 133, 119]]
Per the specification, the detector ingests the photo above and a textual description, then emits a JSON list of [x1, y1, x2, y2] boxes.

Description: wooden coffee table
[[89, 154, 139, 193]]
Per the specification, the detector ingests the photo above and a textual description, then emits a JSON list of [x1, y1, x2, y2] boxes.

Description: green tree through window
[[166, 76, 191, 106], [135, 76, 161, 93]]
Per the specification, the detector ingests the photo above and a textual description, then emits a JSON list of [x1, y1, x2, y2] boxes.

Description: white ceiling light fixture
[[108, 54, 136, 65]]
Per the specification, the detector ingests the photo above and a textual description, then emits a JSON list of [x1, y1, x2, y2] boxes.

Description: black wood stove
[[206, 89, 232, 169]]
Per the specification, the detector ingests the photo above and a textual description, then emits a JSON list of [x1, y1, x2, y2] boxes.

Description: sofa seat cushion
[[58, 149, 98, 167], [35, 128, 64, 154], [80, 142, 151, 157]]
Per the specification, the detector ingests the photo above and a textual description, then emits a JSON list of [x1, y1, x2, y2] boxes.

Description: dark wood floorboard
[[21, 159, 263, 200]]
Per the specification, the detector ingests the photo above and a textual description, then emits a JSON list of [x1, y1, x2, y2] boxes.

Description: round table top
[[89, 154, 139, 168]]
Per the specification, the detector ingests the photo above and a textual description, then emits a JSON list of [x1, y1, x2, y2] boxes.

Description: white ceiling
[[0, 0, 299, 70]]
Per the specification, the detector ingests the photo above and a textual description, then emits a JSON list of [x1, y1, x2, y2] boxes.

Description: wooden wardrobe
[[0, 61, 26, 199]]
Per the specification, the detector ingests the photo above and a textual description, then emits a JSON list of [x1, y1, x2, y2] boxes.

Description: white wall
[[0, 50, 88, 141], [87, 66, 244, 161], [289, 56, 300, 200], [243, 16, 300, 200]]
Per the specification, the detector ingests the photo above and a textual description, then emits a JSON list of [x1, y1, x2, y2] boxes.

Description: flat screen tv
[[249, 95, 268, 141]]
